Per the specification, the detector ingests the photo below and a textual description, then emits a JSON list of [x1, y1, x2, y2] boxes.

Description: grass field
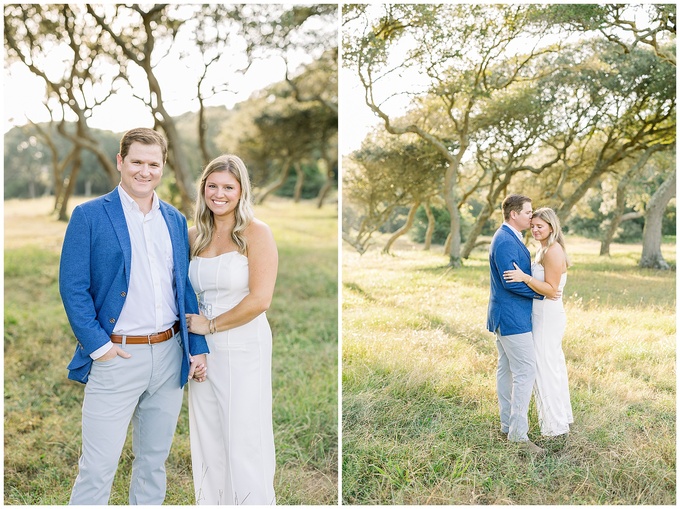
[[4, 196, 338, 504], [342, 235, 675, 505]]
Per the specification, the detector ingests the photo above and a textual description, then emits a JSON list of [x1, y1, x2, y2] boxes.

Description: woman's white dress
[[531, 262, 573, 436], [188, 252, 275, 505]]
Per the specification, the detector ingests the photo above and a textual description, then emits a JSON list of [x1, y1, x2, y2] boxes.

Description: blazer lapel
[[159, 203, 184, 288], [103, 189, 132, 286]]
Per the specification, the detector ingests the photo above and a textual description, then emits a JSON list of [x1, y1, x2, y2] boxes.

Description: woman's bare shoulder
[[546, 242, 565, 257], [246, 218, 273, 237], [544, 243, 566, 269]]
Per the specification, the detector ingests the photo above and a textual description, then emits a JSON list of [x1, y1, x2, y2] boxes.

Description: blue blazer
[[487, 224, 543, 336], [59, 188, 208, 387]]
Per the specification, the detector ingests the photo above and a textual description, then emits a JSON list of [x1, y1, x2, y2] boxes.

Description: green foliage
[[275, 162, 328, 199], [239, 4, 337, 60], [4, 126, 118, 199], [172, 106, 236, 175], [4, 82, 338, 203], [411, 205, 450, 244], [566, 175, 677, 242], [216, 49, 338, 200], [246, 98, 337, 182], [527, 4, 609, 30], [343, 130, 447, 249], [528, 4, 676, 66], [377, 206, 410, 234]]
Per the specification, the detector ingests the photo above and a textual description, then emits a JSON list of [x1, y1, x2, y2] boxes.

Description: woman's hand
[[189, 354, 207, 383], [186, 313, 211, 335], [503, 262, 529, 284]]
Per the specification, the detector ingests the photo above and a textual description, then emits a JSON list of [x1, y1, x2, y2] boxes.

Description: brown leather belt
[[110, 322, 179, 345]]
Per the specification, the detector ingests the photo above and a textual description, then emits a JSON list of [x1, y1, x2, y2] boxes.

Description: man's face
[[117, 142, 164, 202], [512, 201, 533, 231]]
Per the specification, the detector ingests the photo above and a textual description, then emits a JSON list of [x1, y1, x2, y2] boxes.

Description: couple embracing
[[59, 128, 276, 504], [487, 194, 573, 455]]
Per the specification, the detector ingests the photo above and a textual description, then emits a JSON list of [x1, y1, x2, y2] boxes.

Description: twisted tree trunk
[[383, 201, 420, 254], [639, 171, 675, 269]]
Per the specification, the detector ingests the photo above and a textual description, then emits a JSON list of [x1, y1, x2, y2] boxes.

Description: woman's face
[[204, 170, 241, 218], [530, 216, 553, 243]]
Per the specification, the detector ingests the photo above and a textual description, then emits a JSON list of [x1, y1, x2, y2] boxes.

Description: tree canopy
[[342, 3, 675, 268]]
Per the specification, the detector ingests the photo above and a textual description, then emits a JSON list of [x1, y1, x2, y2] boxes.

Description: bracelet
[[209, 318, 216, 334], [528, 276, 533, 284]]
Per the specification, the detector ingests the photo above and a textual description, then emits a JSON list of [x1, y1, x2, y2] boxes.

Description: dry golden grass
[[342, 234, 675, 505]]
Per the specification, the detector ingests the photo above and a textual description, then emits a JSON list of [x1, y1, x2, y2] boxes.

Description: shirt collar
[[117, 185, 159, 214], [503, 222, 524, 242]]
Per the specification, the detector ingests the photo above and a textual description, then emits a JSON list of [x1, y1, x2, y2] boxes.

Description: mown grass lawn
[[4, 196, 338, 505], [342, 235, 675, 505]]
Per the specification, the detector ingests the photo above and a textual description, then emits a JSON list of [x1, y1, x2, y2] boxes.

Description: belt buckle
[[147, 333, 153, 344]]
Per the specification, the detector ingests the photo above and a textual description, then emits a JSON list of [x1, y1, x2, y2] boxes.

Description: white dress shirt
[[90, 186, 178, 359], [503, 222, 525, 243]]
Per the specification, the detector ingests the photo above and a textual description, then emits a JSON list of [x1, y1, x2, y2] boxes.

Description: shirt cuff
[[90, 341, 113, 360]]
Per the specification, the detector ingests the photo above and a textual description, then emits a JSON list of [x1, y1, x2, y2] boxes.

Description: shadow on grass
[[343, 281, 377, 302]]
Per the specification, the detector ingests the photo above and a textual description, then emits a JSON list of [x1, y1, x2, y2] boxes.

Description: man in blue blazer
[[59, 128, 209, 504], [487, 194, 544, 455]]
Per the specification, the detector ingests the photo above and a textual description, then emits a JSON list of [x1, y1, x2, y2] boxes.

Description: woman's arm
[[503, 245, 565, 299], [187, 219, 278, 334]]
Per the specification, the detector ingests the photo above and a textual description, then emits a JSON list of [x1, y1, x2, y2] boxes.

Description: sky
[[340, 5, 431, 156], [3, 4, 326, 135], [3, 57, 288, 134], [339, 70, 379, 156]]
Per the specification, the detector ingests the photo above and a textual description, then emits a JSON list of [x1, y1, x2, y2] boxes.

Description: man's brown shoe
[[517, 440, 545, 456]]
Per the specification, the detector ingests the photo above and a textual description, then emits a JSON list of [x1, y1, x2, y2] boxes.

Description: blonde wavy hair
[[191, 154, 254, 258], [533, 207, 571, 267]]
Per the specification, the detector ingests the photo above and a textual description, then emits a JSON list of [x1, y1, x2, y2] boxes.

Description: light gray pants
[[495, 330, 536, 442], [69, 335, 183, 505]]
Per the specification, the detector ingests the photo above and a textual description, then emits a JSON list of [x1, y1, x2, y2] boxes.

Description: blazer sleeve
[[186, 286, 209, 356], [492, 237, 543, 300], [59, 206, 112, 355]]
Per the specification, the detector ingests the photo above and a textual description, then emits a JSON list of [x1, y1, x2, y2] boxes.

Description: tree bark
[[293, 162, 304, 202], [149, 80, 194, 216], [600, 211, 644, 256], [57, 150, 82, 222], [600, 146, 667, 256], [461, 173, 512, 260], [198, 94, 211, 165], [639, 171, 675, 269], [383, 201, 420, 254], [56, 121, 118, 189], [87, 5, 195, 215], [342, 231, 368, 255], [316, 158, 336, 208], [316, 178, 333, 208], [424, 202, 434, 250], [52, 147, 79, 215]]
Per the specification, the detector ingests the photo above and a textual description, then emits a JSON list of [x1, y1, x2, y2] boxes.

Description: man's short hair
[[119, 128, 168, 163], [502, 194, 532, 221]]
